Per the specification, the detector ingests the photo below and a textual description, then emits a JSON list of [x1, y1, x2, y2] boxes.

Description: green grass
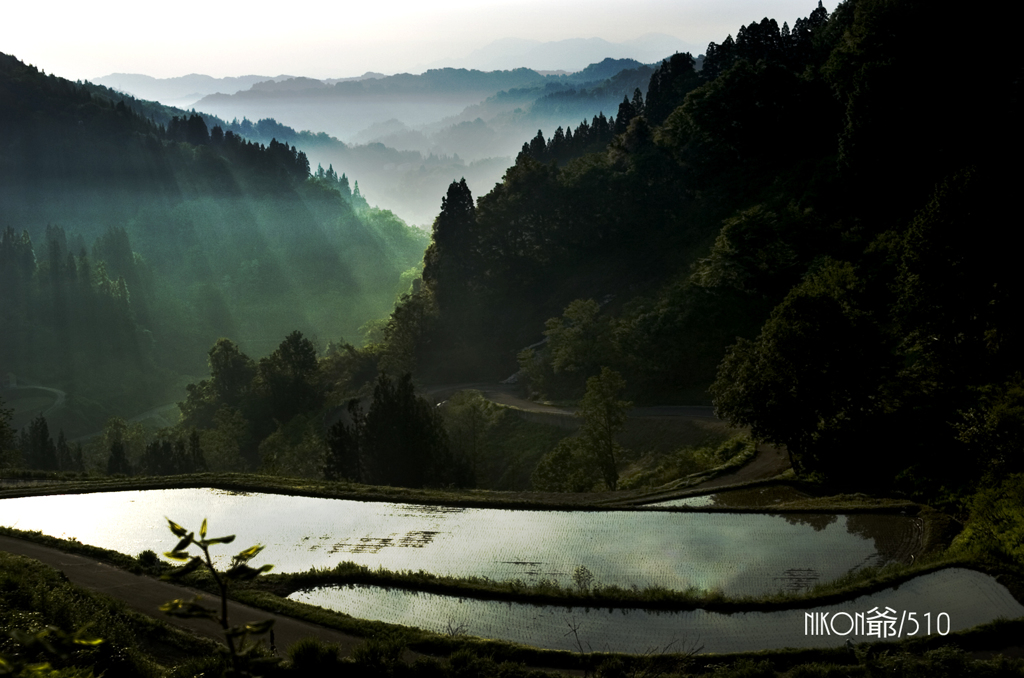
[[0, 550, 221, 676], [618, 435, 757, 492], [0, 470, 794, 512], [251, 552, 984, 615]]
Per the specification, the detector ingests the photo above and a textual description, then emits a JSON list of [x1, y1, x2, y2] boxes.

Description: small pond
[[0, 488, 920, 595], [289, 568, 1024, 654]]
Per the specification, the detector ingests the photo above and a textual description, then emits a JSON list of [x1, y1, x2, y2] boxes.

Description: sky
[[2, 0, 838, 81]]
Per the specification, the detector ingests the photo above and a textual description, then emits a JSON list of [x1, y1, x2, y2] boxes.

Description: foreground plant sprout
[[160, 517, 276, 677]]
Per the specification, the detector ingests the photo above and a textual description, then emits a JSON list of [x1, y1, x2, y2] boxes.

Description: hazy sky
[[4, 0, 838, 81]]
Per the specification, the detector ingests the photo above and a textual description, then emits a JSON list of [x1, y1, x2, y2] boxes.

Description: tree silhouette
[[577, 368, 631, 490]]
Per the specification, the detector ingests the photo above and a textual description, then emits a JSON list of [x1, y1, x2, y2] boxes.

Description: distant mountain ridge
[[564, 58, 648, 83], [91, 73, 295, 107], [199, 68, 552, 102], [92, 56, 683, 225], [189, 67, 557, 141], [94, 33, 701, 109], [91, 71, 388, 108], [426, 35, 702, 72]]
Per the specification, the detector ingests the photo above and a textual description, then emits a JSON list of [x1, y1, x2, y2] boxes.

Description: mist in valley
[[164, 59, 662, 225]]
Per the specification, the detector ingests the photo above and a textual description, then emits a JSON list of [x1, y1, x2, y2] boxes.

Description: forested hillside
[[2, 0, 1019, 499], [367, 0, 1020, 496], [0, 52, 428, 433]]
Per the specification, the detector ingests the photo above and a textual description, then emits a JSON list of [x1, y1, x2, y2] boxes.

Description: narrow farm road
[[69, 401, 183, 443], [0, 535, 588, 673], [0, 535, 366, 657], [425, 381, 790, 502], [1, 380, 67, 421], [692, 444, 790, 489], [425, 382, 720, 420]]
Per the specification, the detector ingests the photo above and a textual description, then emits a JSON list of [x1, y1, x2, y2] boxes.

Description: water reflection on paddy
[[290, 568, 1024, 654], [649, 485, 810, 508], [0, 488, 920, 595]]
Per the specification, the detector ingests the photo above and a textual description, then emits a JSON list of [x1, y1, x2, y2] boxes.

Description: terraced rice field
[[0, 488, 921, 594], [290, 568, 1024, 654]]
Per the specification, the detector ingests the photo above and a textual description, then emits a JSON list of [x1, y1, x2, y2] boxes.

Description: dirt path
[[427, 382, 792, 505], [693, 444, 790, 490], [605, 444, 791, 507], [69, 401, 184, 443], [426, 383, 719, 420], [0, 535, 588, 673], [2, 383, 67, 425], [0, 535, 366, 657]]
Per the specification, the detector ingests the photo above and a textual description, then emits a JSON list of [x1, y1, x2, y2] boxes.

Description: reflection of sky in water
[[648, 486, 809, 508], [650, 494, 717, 507], [0, 488, 914, 595], [290, 568, 1024, 654]]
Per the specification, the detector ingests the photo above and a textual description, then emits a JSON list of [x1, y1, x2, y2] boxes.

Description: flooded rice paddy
[[0, 488, 921, 595], [290, 568, 1024, 654]]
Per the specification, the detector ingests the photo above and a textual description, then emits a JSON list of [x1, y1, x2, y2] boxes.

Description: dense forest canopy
[[368, 0, 1020, 495]]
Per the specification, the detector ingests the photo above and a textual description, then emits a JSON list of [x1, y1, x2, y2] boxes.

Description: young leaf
[[173, 534, 194, 552], [204, 535, 236, 546], [166, 518, 188, 538], [234, 544, 265, 562]]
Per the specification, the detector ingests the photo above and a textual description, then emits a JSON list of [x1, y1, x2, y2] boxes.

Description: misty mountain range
[[93, 72, 389, 109], [92, 44, 700, 225], [92, 34, 700, 114], [228, 59, 660, 224], [425, 34, 702, 72]]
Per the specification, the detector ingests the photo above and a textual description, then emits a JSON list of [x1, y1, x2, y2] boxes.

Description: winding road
[[1, 379, 67, 420], [425, 382, 718, 420]]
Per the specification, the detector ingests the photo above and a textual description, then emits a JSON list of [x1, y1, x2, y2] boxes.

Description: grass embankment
[[2, 467, 1020, 674], [0, 469, 791, 513], [0, 550, 221, 676], [633, 476, 926, 511], [4, 526, 1023, 677], [0, 467, 941, 517], [617, 420, 741, 486], [0, 471, 636, 510], [3, 519, 1024, 676]]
